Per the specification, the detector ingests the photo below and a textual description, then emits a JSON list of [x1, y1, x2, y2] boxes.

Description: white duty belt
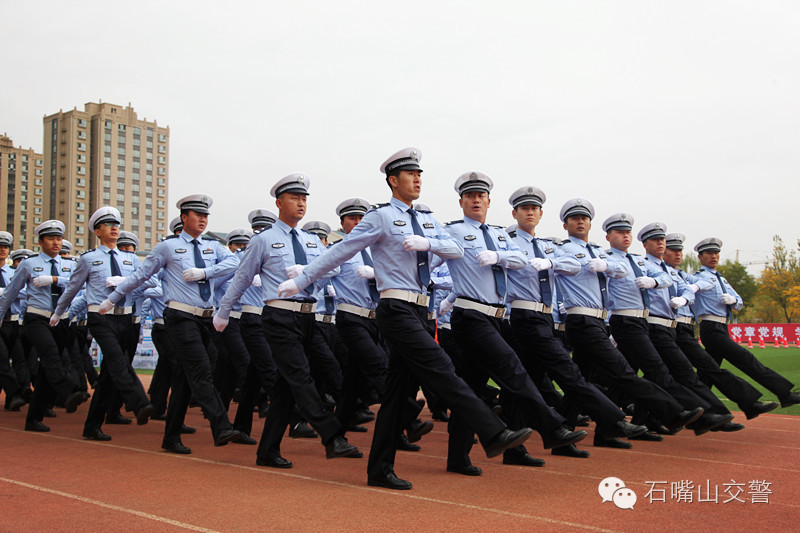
[[566, 307, 608, 319], [380, 289, 429, 308], [509, 300, 552, 314], [265, 299, 315, 314], [454, 298, 506, 319], [611, 309, 649, 319], [337, 302, 377, 319], [699, 314, 729, 324], [167, 301, 215, 318]]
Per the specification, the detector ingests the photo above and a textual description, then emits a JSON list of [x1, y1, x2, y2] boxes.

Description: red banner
[[727, 323, 800, 344]]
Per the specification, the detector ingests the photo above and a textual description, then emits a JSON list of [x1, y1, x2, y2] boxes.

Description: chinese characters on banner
[[728, 323, 799, 344]]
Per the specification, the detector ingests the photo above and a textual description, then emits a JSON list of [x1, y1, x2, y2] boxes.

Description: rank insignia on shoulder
[[175, 249, 187, 254], [393, 220, 406, 226], [545, 248, 554, 254], [423, 222, 434, 229], [464, 235, 477, 241], [33, 267, 44, 272], [92, 261, 104, 266], [575, 253, 586, 259], [272, 243, 285, 248], [306, 242, 317, 248], [81, 249, 95, 255], [445, 220, 464, 225]]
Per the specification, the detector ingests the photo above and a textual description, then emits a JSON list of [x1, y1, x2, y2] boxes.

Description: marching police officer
[[0, 231, 26, 411]]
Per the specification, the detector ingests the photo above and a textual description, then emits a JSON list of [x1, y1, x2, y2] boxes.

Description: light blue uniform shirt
[[443, 216, 527, 305], [507, 229, 580, 304], [108, 232, 235, 309], [216, 219, 338, 320], [291, 197, 463, 296], [671, 268, 711, 318], [213, 250, 243, 313], [604, 247, 671, 311], [553, 237, 627, 310], [691, 267, 743, 317], [0, 252, 73, 316], [1, 264, 22, 315], [54, 245, 141, 315], [143, 273, 166, 319], [68, 290, 88, 322], [330, 243, 377, 310], [644, 254, 693, 319], [431, 262, 453, 326]]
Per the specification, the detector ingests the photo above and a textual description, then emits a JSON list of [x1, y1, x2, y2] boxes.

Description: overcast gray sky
[[3, 1, 798, 270]]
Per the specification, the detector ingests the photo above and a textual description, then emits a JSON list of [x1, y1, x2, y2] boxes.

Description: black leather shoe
[[406, 419, 434, 443], [43, 409, 57, 418], [21, 387, 33, 403], [136, 403, 155, 426], [744, 401, 778, 420], [151, 413, 168, 421], [180, 424, 197, 434], [629, 431, 663, 442], [593, 437, 633, 449], [353, 410, 375, 425], [346, 425, 368, 433], [575, 414, 591, 427], [214, 429, 242, 446], [608, 420, 647, 439], [162, 441, 191, 454], [256, 455, 292, 468], [667, 407, 704, 433], [688, 413, 734, 436], [397, 434, 420, 452], [236, 433, 258, 445], [431, 409, 450, 422], [105, 413, 132, 425], [551, 443, 589, 458], [83, 428, 112, 441], [648, 423, 674, 435], [542, 427, 588, 450], [8, 395, 25, 412], [503, 445, 545, 467], [289, 421, 317, 439], [64, 391, 84, 413], [485, 427, 534, 458], [711, 421, 746, 432], [779, 391, 800, 408], [368, 472, 412, 490], [446, 464, 483, 476], [25, 420, 51, 432], [325, 435, 362, 458]]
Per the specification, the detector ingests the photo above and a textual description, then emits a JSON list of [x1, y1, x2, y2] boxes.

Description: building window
[[104, 133, 112, 141], [33, 217, 41, 224], [133, 127, 141, 135], [75, 226, 85, 234], [132, 172, 140, 179], [76, 238, 84, 246], [76, 202, 85, 210], [132, 161, 140, 169], [132, 184, 140, 192], [146, 141, 153, 149], [147, 128, 153, 138], [117, 170, 125, 178], [77, 130, 87, 139], [146, 152, 153, 160], [78, 118, 87, 127], [157, 189, 165, 198], [34, 207, 42, 214], [117, 158, 126, 167], [77, 154, 86, 163], [118, 136, 126, 144], [157, 178, 166, 186], [77, 142, 86, 151], [157, 200, 165, 208], [105, 120, 112, 129], [133, 138, 140, 147], [117, 182, 126, 190], [157, 156, 166, 164], [76, 190, 85, 199], [132, 150, 140, 158], [35, 178, 43, 186], [117, 147, 126, 156], [118, 124, 126, 132], [104, 156, 111, 165], [103, 192, 110, 200], [158, 145, 166, 154], [104, 144, 111, 153], [157, 222, 164, 230], [116, 194, 125, 202], [157, 167, 165, 175], [103, 179, 111, 188], [36, 159, 42, 166], [35, 168, 43, 176]]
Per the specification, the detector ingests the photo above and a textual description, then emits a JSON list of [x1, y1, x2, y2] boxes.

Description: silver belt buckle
[[415, 293, 428, 306], [112, 307, 126, 316], [601, 310, 609, 319], [368, 310, 377, 319], [494, 307, 505, 319], [201, 308, 214, 318], [324, 315, 334, 323], [300, 302, 314, 313]]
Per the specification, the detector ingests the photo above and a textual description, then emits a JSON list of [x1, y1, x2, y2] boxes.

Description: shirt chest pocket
[[390, 225, 413, 243], [267, 248, 292, 268]]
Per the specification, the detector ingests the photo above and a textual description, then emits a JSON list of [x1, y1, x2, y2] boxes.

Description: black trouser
[[0, 320, 22, 400], [510, 308, 624, 433], [4, 321, 31, 391], [163, 308, 233, 444], [447, 307, 565, 467], [700, 320, 794, 399], [103, 318, 140, 417], [234, 311, 278, 436], [675, 322, 762, 413], [501, 318, 563, 409], [257, 307, 343, 460], [72, 323, 98, 387], [149, 322, 174, 415], [648, 322, 730, 416], [368, 299, 506, 478], [335, 310, 388, 429], [566, 314, 684, 424], [212, 317, 250, 406], [23, 315, 78, 423], [84, 313, 149, 431], [309, 321, 344, 401], [610, 315, 708, 419]]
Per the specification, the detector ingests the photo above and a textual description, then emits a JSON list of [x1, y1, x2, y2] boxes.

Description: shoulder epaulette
[[489, 224, 504, 229], [507, 231, 517, 238], [445, 219, 465, 226], [373, 203, 390, 209], [81, 249, 96, 255], [164, 235, 179, 240], [201, 236, 216, 241]]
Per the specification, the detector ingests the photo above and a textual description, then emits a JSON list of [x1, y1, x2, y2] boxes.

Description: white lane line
[[0, 476, 220, 533]]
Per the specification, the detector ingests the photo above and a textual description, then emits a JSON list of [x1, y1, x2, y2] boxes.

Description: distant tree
[[718, 260, 758, 309], [757, 235, 800, 322], [680, 254, 701, 273]]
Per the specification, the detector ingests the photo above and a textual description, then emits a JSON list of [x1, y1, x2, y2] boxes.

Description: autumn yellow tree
[[757, 236, 800, 322]]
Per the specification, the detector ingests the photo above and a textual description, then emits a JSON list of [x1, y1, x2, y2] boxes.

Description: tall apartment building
[[42, 102, 169, 253], [0, 134, 45, 252]]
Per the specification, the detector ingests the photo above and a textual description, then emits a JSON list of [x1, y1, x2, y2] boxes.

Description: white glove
[[529, 258, 552, 271], [97, 299, 115, 315], [721, 294, 737, 305], [49, 314, 61, 327], [278, 279, 300, 298], [402, 235, 431, 252], [688, 284, 700, 293], [670, 296, 688, 309], [252, 274, 262, 287], [326, 284, 336, 297], [212, 315, 229, 332], [439, 298, 454, 316], [634, 276, 657, 289], [477, 250, 499, 267], [356, 265, 375, 279], [105, 276, 127, 287], [182, 268, 206, 281], [33, 275, 54, 287], [285, 264, 305, 279], [588, 258, 608, 272], [0, 288, 4, 297], [558, 302, 567, 314]]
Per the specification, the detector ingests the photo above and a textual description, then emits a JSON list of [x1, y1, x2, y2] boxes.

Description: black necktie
[[0, 269, 6, 288], [585, 245, 607, 308], [360, 249, 381, 303], [109, 250, 121, 276], [660, 262, 677, 298], [479, 224, 506, 299], [626, 253, 650, 309], [49, 258, 62, 310], [714, 271, 733, 320], [290, 229, 308, 265], [532, 238, 553, 306], [191, 239, 211, 302], [407, 209, 430, 288]]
